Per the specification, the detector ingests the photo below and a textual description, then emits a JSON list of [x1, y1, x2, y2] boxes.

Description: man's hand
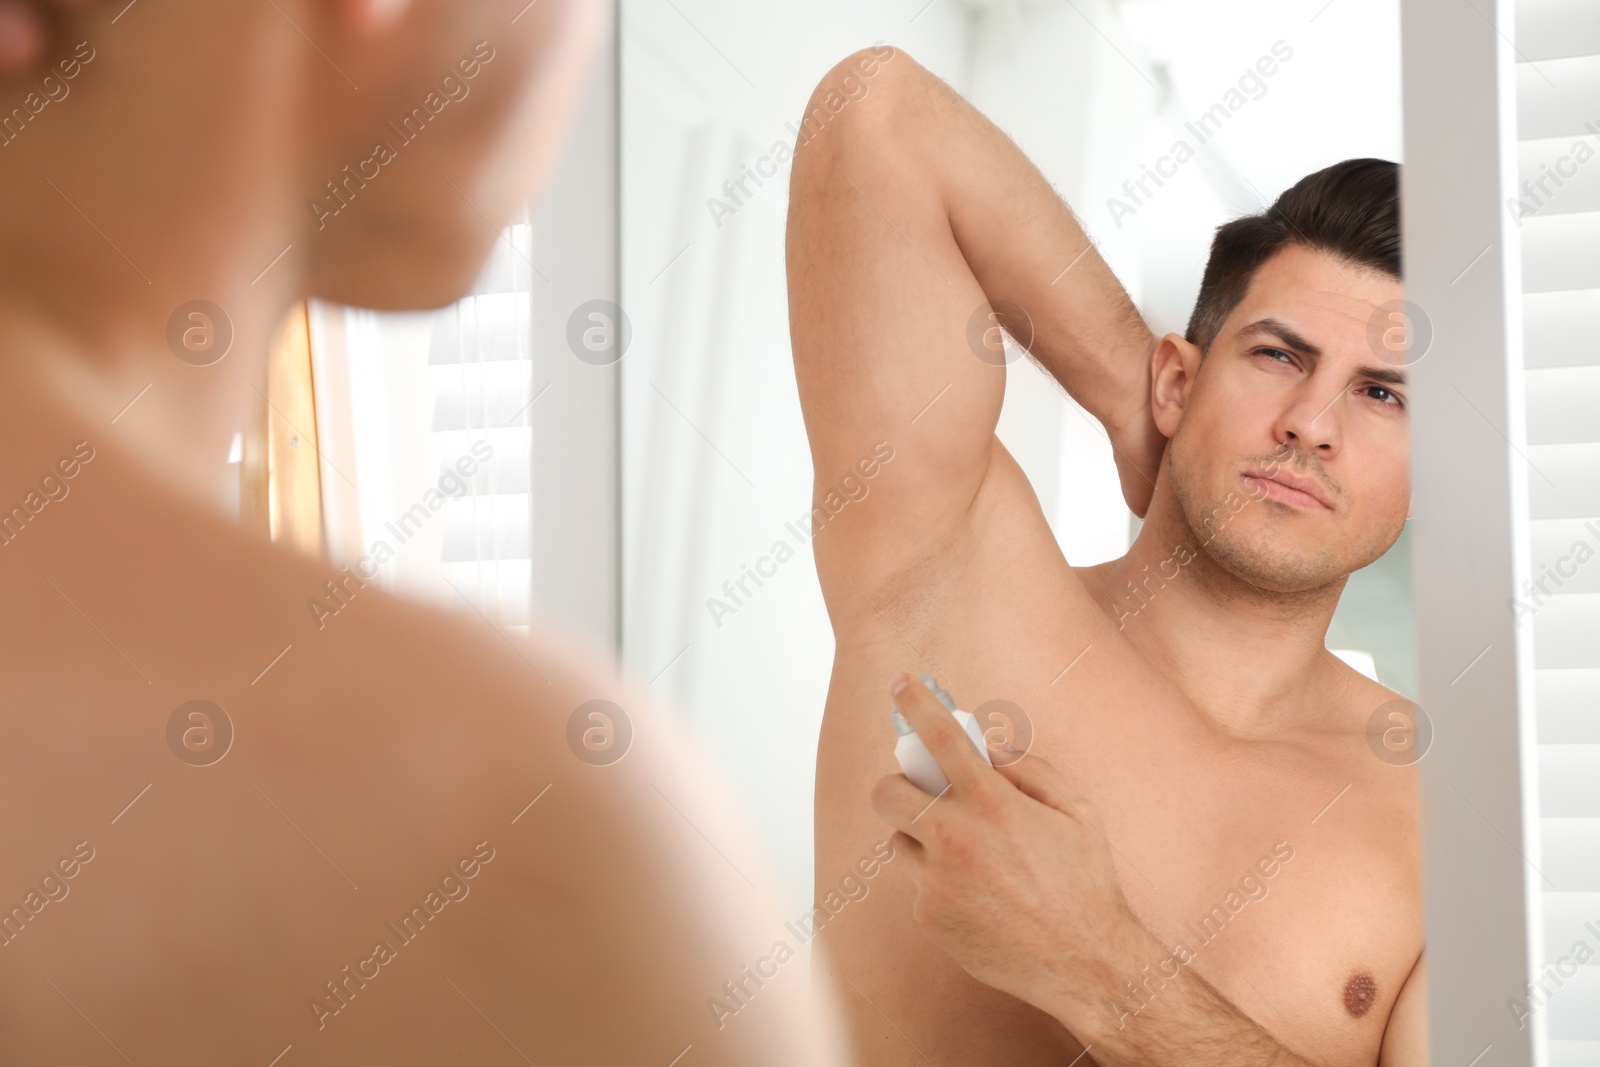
[[1107, 364, 1168, 520], [869, 673, 1140, 1016], [870, 673, 1327, 1067], [1031, 314, 1167, 520]]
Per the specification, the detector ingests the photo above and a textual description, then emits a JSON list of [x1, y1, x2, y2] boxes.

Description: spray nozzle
[[916, 673, 959, 712]]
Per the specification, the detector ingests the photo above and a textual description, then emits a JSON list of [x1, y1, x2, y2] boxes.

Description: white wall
[[621, 0, 979, 916]]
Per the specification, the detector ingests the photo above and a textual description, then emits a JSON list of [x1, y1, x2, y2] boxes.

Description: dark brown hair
[[1184, 158, 1401, 353]]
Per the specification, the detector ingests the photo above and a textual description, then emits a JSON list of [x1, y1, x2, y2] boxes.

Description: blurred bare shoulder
[[0, 454, 845, 1066]]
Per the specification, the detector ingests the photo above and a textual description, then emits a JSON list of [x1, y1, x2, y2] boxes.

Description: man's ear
[[332, 0, 409, 34], [1151, 332, 1203, 439]]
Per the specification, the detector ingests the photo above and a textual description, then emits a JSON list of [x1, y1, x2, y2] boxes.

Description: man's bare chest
[[825, 555, 1420, 1063]]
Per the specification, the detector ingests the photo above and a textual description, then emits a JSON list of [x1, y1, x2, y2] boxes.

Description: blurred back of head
[[0, 0, 603, 335]]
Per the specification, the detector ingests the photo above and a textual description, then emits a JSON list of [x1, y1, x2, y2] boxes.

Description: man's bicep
[[1379, 952, 1427, 1066]]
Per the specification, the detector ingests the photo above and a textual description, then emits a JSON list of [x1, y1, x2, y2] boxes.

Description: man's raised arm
[[786, 46, 1166, 607]]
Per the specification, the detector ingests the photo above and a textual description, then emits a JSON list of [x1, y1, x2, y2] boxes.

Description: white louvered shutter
[[312, 213, 539, 635], [1515, 0, 1600, 1057], [427, 219, 537, 633]]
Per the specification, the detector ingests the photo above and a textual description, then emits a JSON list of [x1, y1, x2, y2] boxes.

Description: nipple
[[1343, 972, 1377, 1017]]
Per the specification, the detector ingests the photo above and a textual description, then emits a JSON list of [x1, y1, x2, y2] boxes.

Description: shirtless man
[[0, 0, 847, 1063], [788, 48, 1426, 1065]]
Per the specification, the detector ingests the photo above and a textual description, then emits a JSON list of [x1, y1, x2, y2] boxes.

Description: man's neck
[[1082, 493, 1354, 739], [0, 297, 278, 524]]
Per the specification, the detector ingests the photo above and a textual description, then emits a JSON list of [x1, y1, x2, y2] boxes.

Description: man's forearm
[[896, 55, 1157, 434], [1041, 920, 1316, 1067]]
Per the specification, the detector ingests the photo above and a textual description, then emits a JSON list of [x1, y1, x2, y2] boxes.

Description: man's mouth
[[1239, 470, 1333, 510]]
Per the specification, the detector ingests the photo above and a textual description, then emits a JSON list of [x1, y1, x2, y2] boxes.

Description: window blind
[[312, 212, 539, 635], [1514, 0, 1600, 1056]]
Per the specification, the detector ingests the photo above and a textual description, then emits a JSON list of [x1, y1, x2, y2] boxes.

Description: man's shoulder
[[1318, 664, 1425, 817], [230, 537, 636, 802], [1336, 667, 1417, 732]]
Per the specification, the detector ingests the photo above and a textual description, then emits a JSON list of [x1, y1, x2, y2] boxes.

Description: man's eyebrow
[[1238, 318, 1321, 357], [1355, 364, 1408, 387], [1240, 317, 1409, 388]]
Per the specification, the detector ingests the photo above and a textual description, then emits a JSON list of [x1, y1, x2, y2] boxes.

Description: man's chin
[[1201, 530, 1348, 595]]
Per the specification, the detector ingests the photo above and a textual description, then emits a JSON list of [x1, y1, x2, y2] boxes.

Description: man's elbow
[[791, 45, 919, 173]]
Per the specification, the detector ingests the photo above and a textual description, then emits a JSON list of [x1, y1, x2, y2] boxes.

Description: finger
[[889, 673, 991, 793], [870, 771, 949, 844], [887, 830, 924, 872], [992, 750, 1067, 806], [994, 750, 1093, 822]]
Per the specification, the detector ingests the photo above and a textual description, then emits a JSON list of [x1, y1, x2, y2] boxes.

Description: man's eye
[[1258, 347, 1295, 364], [1365, 385, 1403, 407]]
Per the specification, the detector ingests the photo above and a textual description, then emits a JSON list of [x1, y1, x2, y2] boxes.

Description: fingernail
[[889, 673, 910, 695]]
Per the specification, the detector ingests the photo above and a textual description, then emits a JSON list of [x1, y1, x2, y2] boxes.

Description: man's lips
[[1240, 470, 1333, 510]]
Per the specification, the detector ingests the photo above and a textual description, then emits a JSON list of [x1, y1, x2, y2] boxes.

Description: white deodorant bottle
[[892, 674, 993, 795]]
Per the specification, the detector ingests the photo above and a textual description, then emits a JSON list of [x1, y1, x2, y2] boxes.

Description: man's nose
[[1275, 379, 1344, 457]]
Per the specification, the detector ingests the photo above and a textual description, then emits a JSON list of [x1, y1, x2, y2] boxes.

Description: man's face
[[307, 0, 606, 309], [1165, 243, 1411, 594]]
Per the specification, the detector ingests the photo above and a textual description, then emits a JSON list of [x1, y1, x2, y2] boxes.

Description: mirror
[[621, 0, 1416, 1060]]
